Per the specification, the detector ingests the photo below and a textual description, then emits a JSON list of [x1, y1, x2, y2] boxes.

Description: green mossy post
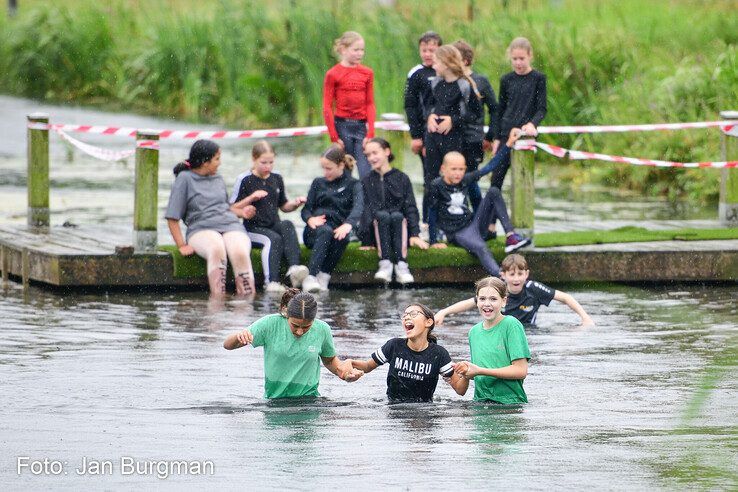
[[133, 130, 160, 253], [720, 110, 738, 226], [27, 113, 50, 227], [511, 146, 535, 240]]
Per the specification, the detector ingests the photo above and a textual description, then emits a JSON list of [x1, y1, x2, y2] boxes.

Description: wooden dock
[[1, 224, 736, 290]]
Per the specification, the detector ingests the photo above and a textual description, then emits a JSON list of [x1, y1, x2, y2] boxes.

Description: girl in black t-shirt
[[350, 303, 466, 403]]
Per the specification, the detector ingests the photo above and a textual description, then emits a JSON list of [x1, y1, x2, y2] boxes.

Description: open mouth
[[480, 307, 495, 316], [404, 321, 414, 332]]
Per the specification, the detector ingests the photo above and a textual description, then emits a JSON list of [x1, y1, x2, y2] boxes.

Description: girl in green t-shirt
[[454, 276, 531, 404], [223, 293, 363, 399]]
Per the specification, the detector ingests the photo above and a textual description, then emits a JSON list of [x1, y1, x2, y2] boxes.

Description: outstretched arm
[[350, 358, 379, 374], [553, 290, 594, 326], [223, 329, 253, 350], [435, 297, 476, 326], [456, 358, 528, 380]]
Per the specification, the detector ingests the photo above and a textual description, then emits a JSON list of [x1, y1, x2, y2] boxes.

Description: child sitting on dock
[[301, 144, 364, 292], [359, 137, 428, 285], [435, 253, 594, 326], [428, 128, 530, 276], [223, 292, 363, 399], [165, 139, 256, 296], [230, 141, 309, 293], [348, 303, 466, 403]]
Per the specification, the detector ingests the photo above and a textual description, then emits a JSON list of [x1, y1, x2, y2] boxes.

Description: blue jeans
[[335, 117, 370, 178]]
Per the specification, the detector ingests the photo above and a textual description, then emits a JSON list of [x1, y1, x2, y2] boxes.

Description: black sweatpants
[[303, 224, 350, 276], [373, 210, 408, 263], [247, 220, 301, 283]]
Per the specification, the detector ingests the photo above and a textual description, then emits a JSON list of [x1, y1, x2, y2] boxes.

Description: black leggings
[[372, 210, 408, 263], [247, 220, 301, 283], [303, 224, 350, 275]]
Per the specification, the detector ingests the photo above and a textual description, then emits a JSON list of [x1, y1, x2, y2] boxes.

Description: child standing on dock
[[223, 292, 363, 399], [323, 31, 376, 179], [435, 253, 594, 326], [230, 141, 309, 293], [452, 40, 498, 212], [424, 44, 483, 243], [490, 37, 547, 189], [360, 137, 428, 285], [301, 145, 364, 293], [349, 303, 466, 403], [404, 31, 443, 226], [453, 277, 531, 404], [428, 129, 530, 275], [166, 140, 256, 296]]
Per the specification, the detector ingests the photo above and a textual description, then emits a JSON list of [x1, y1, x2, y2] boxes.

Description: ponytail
[[322, 144, 355, 172], [464, 73, 483, 101], [435, 44, 482, 101], [173, 139, 220, 176]]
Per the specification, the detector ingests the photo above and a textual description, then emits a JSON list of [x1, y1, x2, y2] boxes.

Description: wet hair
[[322, 144, 356, 171], [507, 37, 533, 57], [452, 40, 474, 66], [334, 31, 363, 58], [405, 303, 438, 344], [434, 44, 481, 100], [366, 137, 394, 163], [501, 253, 529, 273], [173, 139, 220, 176], [419, 31, 442, 46], [286, 292, 318, 321], [441, 151, 466, 167], [252, 140, 275, 160], [279, 287, 301, 314], [475, 276, 508, 300]]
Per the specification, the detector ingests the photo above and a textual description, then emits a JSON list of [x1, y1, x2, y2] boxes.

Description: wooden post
[[133, 130, 160, 253], [21, 247, 29, 290], [719, 110, 738, 225], [8, 0, 18, 17], [27, 113, 50, 227], [511, 146, 535, 240], [1, 245, 7, 284]]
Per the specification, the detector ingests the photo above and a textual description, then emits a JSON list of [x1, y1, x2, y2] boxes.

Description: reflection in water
[[468, 403, 526, 460]]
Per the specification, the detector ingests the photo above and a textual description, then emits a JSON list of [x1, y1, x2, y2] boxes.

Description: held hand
[[178, 244, 195, 256], [521, 122, 538, 137], [463, 362, 482, 378], [249, 190, 269, 202], [344, 368, 364, 382], [491, 139, 500, 155], [427, 114, 439, 133], [307, 215, 326, 229], [437, 116, 453, 135], [236, 329, 254, 346], [453, 361, 470, 376], [506, 128, 523, 147], [482, 139, 494, 152], [242, 205, 256, 219], [358, 245, 376, 251], [411, 138, 424, 155], [409, 236, 429, 250], [430, 242, 447, 249], [333, 223, 353, 240]]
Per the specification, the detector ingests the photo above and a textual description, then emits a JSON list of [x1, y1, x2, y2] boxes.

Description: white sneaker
[[316, 272, 331, 291], [265, 281, 287, 293], [286, 264, 309, 288], [302, 275, 321, 293], [374, 259, 393, 283], [394, 261, 414, 285]]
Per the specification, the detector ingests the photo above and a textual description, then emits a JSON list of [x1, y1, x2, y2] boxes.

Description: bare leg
[[189, 230, 228, 295], [223, 231, 255, 295]]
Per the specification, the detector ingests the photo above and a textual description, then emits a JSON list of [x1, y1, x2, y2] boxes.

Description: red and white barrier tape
[[28, 119, 736, 139], [515, 139, 738, 169], [54, 129, 159, 162]]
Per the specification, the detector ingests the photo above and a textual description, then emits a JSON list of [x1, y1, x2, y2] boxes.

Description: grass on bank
[[160, 226, 738, 278], [1, 0, 737, 203]]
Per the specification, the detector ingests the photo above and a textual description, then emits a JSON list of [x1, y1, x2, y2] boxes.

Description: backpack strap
[[457, 78, 471, 118]]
